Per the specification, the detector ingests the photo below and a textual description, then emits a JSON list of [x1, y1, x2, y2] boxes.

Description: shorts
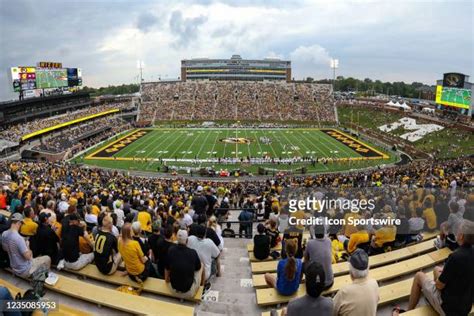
[[22, 256, 51, 278], [421, 278, 445, 316]]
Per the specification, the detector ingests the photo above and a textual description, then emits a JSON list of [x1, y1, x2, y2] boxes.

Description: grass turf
[[75, 128, 395, 175], [338, 106, 473, 158]]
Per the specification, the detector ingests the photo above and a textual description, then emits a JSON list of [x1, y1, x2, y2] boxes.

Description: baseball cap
[[177, 229, 188, 245], [349, 248, 369, 270], [196, 186, 203, 192], [10, 213, 24, 222]]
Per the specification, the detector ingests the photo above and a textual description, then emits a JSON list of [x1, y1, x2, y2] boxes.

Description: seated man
[[407, 219, 474, 316], [165, 230, 202, 299], [58, 214, 94, 270], [187, 224, 221, 289], [19, 206, 38, 237], [94, 214, 122, 275], [282, 262, 333, 316], [333, 249, 379, 316], [305, 224, 334, 289], [1, 213, 51, 278]]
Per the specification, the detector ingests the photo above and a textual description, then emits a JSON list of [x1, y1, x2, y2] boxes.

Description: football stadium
[[0, 1, 473, 316]]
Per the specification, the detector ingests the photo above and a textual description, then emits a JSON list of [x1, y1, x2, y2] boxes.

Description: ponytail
[[284, 239, 297, 280]]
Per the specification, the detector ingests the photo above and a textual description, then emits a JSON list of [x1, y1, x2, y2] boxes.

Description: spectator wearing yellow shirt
[[422, 199, 437, 231], [137, 209, 152, 235], [118, 223, 156, 282], [370, 222, 397, 254], [20, 207, 38, 237], [346, 225, 370, 254]]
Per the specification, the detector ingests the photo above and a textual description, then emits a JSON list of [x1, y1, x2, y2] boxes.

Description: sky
[[0, 0, 473, 101]]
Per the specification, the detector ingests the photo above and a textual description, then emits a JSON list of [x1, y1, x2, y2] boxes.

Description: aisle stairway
[[195, 238, 260, 316]]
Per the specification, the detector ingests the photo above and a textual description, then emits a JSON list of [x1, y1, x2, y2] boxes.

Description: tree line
[[81, 84, 139, 97], [308, 77, 435, 99]]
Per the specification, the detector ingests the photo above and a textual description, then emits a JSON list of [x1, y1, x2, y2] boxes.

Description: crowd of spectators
[[140, 81, 335, 122], [0, 156, 472, 314], [32, 116, 132, 154], [0, 102, 130, 143]]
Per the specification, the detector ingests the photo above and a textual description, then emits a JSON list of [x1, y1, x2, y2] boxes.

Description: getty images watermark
[[288, 195, 401, 227]]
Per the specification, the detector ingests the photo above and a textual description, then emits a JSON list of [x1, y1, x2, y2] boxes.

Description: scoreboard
[[9, 61, 82, 92], [10, 67, 36, 92], [435, 73, 472, 110]]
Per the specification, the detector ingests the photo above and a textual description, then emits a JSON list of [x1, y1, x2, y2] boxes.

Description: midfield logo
[[220, 137, 252, 144]]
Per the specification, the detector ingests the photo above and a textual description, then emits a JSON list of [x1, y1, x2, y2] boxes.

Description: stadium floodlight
[[330, 58, 339, 88], [137, 60, 145, 82]]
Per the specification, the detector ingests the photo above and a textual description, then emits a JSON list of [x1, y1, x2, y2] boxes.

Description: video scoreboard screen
[[36, 68, 68, 89], [9, 62, 82, 92], [67, 68, 82, 87], [435, 85, 471, 109]]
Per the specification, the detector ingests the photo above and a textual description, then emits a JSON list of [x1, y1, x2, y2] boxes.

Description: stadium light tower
[[330, 58, 339, 124], [137, 60, 145, 83]]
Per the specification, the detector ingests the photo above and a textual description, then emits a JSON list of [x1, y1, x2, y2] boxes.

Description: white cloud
[[290, 44, 333, 78]]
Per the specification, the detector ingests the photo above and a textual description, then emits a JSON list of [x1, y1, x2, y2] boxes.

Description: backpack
[[14, 289, 37, 316], [30, 266, 49, 298]]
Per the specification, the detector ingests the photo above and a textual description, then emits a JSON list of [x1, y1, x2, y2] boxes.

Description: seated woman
[[264, 239, 303, 296], [118, 223, 156, 283]]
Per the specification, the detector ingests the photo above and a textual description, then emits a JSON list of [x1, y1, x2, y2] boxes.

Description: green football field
[[440, 87, 471, 107], [77, 128, 394, 175]]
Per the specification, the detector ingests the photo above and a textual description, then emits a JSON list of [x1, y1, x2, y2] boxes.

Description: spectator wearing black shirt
[[165, 229, 202, 299], [191, 186, 208, 222], [58, 214, 94, 270], [407, 219, 474, 316], [151, 225, 175, 279], [205, 188, 217, 218], [265, 218, 280, 248], [281, 226, 304, 259], [148, 219, 163, 269], [94, 214, 121, 275], [253, 224, 271, 260], [33, 213, 60, 265]]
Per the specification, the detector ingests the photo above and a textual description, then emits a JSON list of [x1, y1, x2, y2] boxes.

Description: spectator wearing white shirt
[[187, 225, 221, 289]]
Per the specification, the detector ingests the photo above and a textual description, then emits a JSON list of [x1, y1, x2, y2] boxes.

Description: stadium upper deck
[[181, 55, 291, 82]]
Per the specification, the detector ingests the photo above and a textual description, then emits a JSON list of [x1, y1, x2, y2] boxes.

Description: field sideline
[[76, 128, 395, 175]]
